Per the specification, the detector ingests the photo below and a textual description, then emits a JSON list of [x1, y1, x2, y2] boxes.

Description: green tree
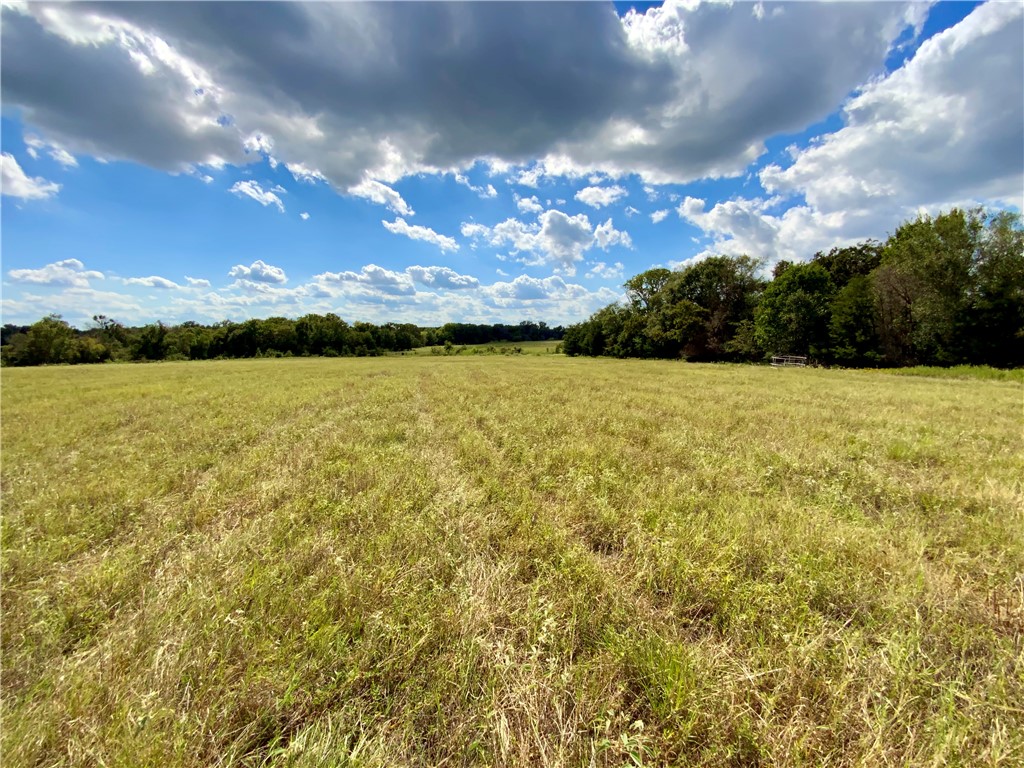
[[875, 209, 978, 365], [829, 276, 881, 367], [755, 263, 835, 358], [23, 314, 78, 365], [624, 268, 672, 313], [963, 210, 1024, 367], [812, 241, 883, 287], [132, 322, 169, 361], [660, 255, 764, 360]]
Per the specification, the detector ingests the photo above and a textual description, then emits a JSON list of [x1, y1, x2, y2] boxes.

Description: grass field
[[2, 357, 1022, 767]]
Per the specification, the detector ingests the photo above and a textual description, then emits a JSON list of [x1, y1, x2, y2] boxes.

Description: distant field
[[2, 357, 1022, 767], [402, 340, 562, 355]]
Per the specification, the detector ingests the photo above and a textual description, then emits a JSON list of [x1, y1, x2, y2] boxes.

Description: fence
[[771, 355, 808, 367]]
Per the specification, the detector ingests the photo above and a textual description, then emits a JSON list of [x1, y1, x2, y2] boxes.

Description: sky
[[1, 0, 1021, 328]]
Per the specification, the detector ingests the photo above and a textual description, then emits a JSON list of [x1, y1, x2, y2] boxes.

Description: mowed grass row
[[2, 357, 1022, 767]]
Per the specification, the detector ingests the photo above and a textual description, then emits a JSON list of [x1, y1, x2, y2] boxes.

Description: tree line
[[563, 208, 1023, 368], [0, 316, 564, 366]]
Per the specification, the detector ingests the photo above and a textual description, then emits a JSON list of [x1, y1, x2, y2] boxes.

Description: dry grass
[[2, 357, 1022, 767]]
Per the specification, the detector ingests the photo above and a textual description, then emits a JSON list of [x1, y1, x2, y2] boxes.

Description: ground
[[2, 357, 1022, 766]]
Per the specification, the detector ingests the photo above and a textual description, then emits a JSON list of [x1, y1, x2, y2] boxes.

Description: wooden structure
[[771, 355, 807, 367]]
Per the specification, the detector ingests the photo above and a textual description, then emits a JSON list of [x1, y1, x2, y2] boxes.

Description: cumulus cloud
[[575, 185, 627, 209], [585, 261, 625, 280], [299, 212, 310, 220], [2, 257, 622, 326], [382, 218, 459, 252], [650, 209, 669, 223], [229, 180, 285, 212], [594, 219, 633, 250], [348, 179, 414, 216], [406, 265, 479, 290], [676, 2, 1024, 268], [1, 153, 61, 200], [0, 1, 927, 196], [2, 287, 145, 326], [483, 274, 590, 302], [123, 275, 181, 289], [8, 258, 103, 288], [462, 209, 632, 275], [760, 1, 1023, 213], [515, 194, 544, 214], [315, 264, 415, 296], [228, 259, 288, 284]]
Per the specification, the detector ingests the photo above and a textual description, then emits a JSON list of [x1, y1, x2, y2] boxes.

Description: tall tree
[[875, 209, 978, 365], [755, 263, 836, 358]]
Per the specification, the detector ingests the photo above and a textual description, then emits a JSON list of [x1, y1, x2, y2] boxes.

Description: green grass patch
[[2, 357, 1022, 766], [866, 364, 1024, 382]]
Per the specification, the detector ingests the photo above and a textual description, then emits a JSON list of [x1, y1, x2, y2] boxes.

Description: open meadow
[[2, 357, 1022, 767]]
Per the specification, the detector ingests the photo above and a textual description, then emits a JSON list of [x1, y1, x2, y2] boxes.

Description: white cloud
[[515, 194, 544, 214], [484, 274, 589, 302], [462, 209, 631, 275], [381, 217, 459, 253], [1, 153, 61, 199], [460, 222, 489, 239], [575, 184, 627, 209], [455, 172, 498, 199], [243, 132, 274, 157], [624, 205, 640, 217], [299, 212, 310, 220], [512, 166, 544, 188], [229, 180, 285, 212], [228, 279, 302, 299], [474, 274, 622, 321], [594, 218, 633, 251], [2, 287, 145, 326], [486, 211, 595, 274], [406, 265, 479, 290], [7, 258, 103, 288], [585, 261, 625, 280], [676, 3, 1024, 268], [185, 276, 211, 287], [314, 264, 415, 296], [348, 179, 414, 216], [228, 259, 288, 284], [25, 135, 78, 168], [286, 162, 327, 184], [123, 275, 181, 289], [760, 1, 1023, 214], [650, 209, 669, 223], [2, 259, 624, 327]]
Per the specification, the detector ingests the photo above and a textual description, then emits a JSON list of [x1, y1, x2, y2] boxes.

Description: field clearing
[[403, 340, 562, 355], [2, 357, 1022, 767]]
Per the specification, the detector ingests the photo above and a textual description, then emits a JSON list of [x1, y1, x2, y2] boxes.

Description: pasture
[[2, 357, 1022, 767], [402, 340, 562, 356]]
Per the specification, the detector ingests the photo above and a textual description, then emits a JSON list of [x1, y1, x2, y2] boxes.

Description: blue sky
[[1, 1, 1020, 327]]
